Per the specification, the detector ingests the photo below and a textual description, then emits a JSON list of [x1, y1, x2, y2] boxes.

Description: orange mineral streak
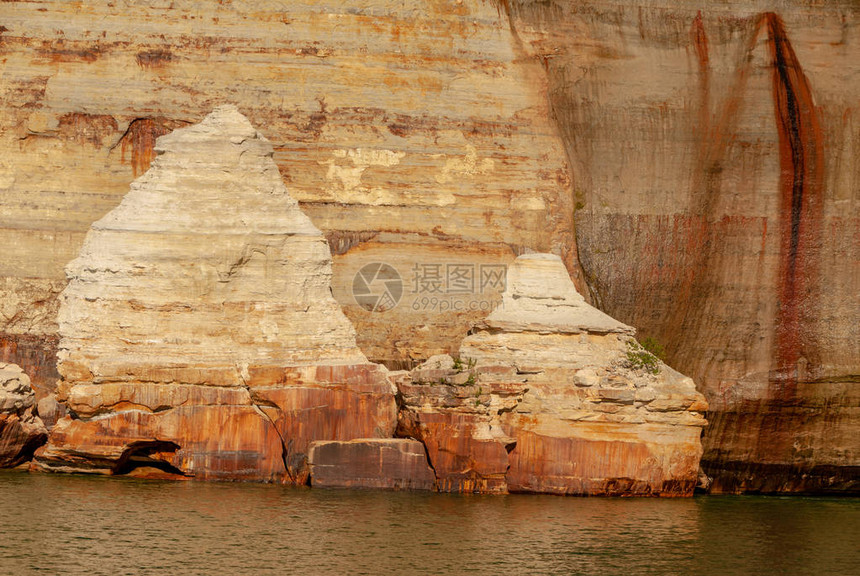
[[764, 13, 824, 395], [36, 363, 397, 483], [57, 113, 118, 147], [670, 13, 823, 399], [691, 11, 710, 69], [119, 118, 188, 177], [690, 11, 711, 146], [664, 14, 764, 350]]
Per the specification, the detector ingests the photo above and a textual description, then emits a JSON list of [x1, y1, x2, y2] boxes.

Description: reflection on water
[[1, 470, 858, 575]]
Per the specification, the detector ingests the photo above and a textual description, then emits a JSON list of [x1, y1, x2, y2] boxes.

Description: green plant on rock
[[452, 356, 464, 372], [625, 339, 661, 375], [639, 336, 666, 361], [466, 373, 477, 386]]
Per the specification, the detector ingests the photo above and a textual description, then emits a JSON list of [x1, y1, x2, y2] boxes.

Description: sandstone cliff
[[397, 254, 708, 496], [0, 0, 857, 493], [34, 106, 396, 481], [503, 0, 859, 493], [0, 0, 575, 384]]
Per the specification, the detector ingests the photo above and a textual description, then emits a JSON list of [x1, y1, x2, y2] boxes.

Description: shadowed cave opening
[[113, 440, 187, 477]]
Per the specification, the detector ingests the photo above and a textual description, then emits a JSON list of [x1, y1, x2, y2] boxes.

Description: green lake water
[[1, 470, 858, 575]]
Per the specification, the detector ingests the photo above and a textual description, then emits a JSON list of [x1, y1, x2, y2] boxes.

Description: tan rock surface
[[397, 255, 707, 495], [0, 0, 857, 492], [0, 363, 48, 467], [34, 107, 396, 481], [0, 0, 577, 376]]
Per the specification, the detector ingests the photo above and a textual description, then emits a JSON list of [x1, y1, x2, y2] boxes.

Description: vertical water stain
[[118, 117, 189, 177], [691, 11, 711, 164], [691, 11, 710, 70], [669, 13, 822, 399], [663, 13, 764, 358], [765, 13, 823, 395]]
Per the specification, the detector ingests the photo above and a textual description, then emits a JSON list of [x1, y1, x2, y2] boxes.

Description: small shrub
[[625, 340, 661, 375], [639, 337, 666, 361]]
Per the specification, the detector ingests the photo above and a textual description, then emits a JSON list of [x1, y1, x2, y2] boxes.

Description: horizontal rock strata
[[397, 255, 708, 496], [34, 107, 396, 482], [0, 363, 47, 467], [1, 0, 856, 493], [0, 0, 578, 375]]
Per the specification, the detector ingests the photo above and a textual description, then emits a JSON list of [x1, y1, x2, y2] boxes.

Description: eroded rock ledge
[[34, 106, 396, 482], [0, 363, 47, 468], [396, 255, 708, 496]]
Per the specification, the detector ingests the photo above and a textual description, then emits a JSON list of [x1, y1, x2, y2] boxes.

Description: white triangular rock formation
[[38, 106, 395, 482], [58, 104, 366, 385], [478, 253, 633, 335]]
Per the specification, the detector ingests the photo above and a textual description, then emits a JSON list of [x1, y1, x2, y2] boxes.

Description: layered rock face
[[1, 0, 857, 493], [0, 363, 47, 467], [397, 255, 708, 496], [34, 106, 396, 481], [504, 1, 860, 492], [0, 0, 576, 381], [308, 439, 436, 491]]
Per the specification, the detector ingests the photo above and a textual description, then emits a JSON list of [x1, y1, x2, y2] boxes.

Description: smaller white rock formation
[[398, 254, 708, 495], [479, 253, 634, 335]]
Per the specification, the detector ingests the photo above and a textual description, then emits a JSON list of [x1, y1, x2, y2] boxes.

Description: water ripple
[[0, 471, 858, 575]]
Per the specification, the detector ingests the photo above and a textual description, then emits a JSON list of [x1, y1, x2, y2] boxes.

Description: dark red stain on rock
[[660, 13, 765, 358], [668, 13, 823, 397], [0, 333, 59, 397], [765, 13, 823, 395], [118, 117, 189, 177], [135, 49, 173, 68], [691, 11, 710, 69], [37, 39, 102, 63], [690, 11, 711, 137]]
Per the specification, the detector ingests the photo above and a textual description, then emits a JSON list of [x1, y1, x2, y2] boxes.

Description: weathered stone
[[503, 0, 859, 494], [473, 253, 633, 336], [0, 0, 579, 374], [308, 439, 435, 490], [0, 0, 856, 493], [35, 394, 66, 429], [398, 255, 707, 496], [34, 107, 396, 481], [0, 363, 48, 467]]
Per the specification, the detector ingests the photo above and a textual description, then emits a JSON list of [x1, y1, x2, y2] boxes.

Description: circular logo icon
[[352, 263, 403, 313]]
